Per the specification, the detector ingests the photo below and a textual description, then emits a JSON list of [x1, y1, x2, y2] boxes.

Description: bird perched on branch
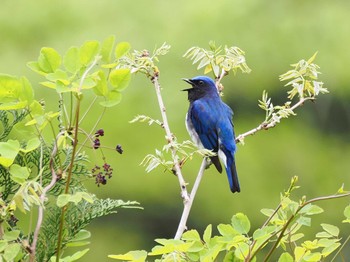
[[182, 76, 240, 193]]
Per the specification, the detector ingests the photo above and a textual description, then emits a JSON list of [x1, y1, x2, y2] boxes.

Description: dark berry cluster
[[92, 162, 114, 186], [93, 129, 104, 149]]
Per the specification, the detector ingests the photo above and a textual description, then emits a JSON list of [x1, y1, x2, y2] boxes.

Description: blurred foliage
[[0, 0, 349, 261]]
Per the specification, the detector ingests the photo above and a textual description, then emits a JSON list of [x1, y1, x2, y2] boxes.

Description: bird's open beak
[[182, 78, 194, 91]]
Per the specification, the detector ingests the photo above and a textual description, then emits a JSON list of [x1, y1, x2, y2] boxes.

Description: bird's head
[[182, 76, 218, 102]]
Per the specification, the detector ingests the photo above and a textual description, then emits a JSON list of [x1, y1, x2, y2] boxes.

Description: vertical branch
[[55, 57, 99, 261], [29, 134, 62, 262], [152, 75, 190, 202], [174, 158, 207, 240]]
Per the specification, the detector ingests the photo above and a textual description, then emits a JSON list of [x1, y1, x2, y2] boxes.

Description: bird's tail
[[226, 157, 240, 193]]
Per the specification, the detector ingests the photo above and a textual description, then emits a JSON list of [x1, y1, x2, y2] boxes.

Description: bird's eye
[[198, 80, 204, 85]]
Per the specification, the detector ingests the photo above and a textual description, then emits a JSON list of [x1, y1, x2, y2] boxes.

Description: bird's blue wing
[[188, 99, 219, 151]]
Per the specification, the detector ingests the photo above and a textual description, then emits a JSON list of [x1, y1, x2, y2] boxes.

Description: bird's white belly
[[185, 113, 204, 149]]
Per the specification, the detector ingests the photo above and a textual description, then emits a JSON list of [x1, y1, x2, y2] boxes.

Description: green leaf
[[217, 223, 237, 237], [93, 70, 108, 96], [0, 101, 28, 110], [3, 243, 21, 261], [203, 224, 212, 243], [343, 205, 350, 223], [182, 229, 201, 241], [300, 204, 324, 215], [101, 35, 116, 63], [320, 224, 339, 237], [234, 242, 249, 260], [321, 242, 341, 257], [294, 246, 306, 261], [109, 68, 131, 91], [115, 41, 131, 59], [56, 194, 71, 207], [64, 46, 81, 73], [80, 40, 100, 65], [303, 252, 321, 261], [261, 208, 275, 217], [108, 250, 148, 261], [278, 252, 293, 262], [0, 139, 20, 167], [297, 216, 311, 227], [20, 137, 41, 153], [20, 76, 34, 103], [9, 164, 30, 184], [99, 90, 122, 107], [38, 47, 61, 73], [231, 213, 250, 234], [0, 74, 22, 102], [3, 230, 20, 241], [70, 230, 91, 242]]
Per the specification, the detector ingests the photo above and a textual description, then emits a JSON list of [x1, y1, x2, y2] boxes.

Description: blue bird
[[182, 76, 240, 193]]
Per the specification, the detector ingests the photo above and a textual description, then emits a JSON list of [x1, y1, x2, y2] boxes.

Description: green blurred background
[[1, 0, 349, 260]]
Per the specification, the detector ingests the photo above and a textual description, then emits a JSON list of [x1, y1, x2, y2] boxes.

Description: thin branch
[[174, 158, 207, 240], [30, 132, 64, 262], [235, 97, 314, 143], [263, 191, 350, 261], [152, 75, 190, 202]]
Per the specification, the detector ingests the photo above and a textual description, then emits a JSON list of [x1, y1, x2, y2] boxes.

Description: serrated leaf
[[109, 68, 131, 91], [115, 41, 131, 59], [231, 213, 250, 234], [38, 47, 61, 73]]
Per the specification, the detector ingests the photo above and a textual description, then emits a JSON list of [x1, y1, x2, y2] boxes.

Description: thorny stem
[[174, 158, 207, 240], [29, 132, 63, 262], [263, 191, 350, 262], [152, 75, 190, 202], [235, 97, 314, 144]]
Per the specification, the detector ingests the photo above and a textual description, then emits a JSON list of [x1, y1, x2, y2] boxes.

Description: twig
[[30, 132, 63, 262], [55, 56, 99, 262], [263, 191, 350, 261], [174, 158, 207, 239], [235, 97, 314, 143], [152, 75, 190, 202]]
